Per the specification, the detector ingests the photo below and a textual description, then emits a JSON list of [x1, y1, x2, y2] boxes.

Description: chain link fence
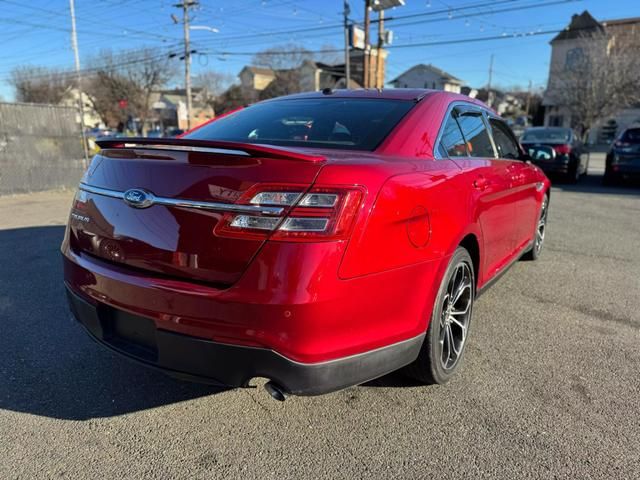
[[0, 102, 86, 195]]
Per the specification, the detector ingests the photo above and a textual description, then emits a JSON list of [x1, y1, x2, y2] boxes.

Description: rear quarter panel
[[338, 163, 473, 279]]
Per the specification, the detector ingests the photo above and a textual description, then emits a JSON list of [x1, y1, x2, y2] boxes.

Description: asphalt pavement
[[0, 153, 639, 479]]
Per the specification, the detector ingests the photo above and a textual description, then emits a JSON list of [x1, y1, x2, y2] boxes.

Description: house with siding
[[389, 64, 463, 93]]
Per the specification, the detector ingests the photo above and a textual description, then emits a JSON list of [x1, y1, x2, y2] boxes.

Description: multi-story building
[[543, 10, 640, 142]]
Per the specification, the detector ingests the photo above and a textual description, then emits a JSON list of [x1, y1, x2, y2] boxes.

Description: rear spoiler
[[95, 137, 326, 163]]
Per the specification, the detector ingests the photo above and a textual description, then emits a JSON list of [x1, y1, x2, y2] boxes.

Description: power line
[[196, 23, 595, 58], [188, 0, 577, 51], [0, 0, 178, 42], [0, 49, 179, 81], [386, 0, 580, 29]]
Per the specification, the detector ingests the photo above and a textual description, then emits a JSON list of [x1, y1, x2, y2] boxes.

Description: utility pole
[[525, 79, 532, 120], [343, 0, 351, 88], [363, 0, 371, 88], [175, 1, 198, 130], [69, 0, 88, 166], [375, 10, 384, 89], [486, 54, 494, 107]]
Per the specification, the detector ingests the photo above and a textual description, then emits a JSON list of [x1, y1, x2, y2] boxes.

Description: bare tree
[[9, 66, 73, 104], [85, 48, 176, 131], [250, 44, 314, 100], [316, 44, 343, 66], [193, 71, 234, 110], [214, 84, 251, 114], [547, 31, 640, 135], [252, 43, 313, 71]]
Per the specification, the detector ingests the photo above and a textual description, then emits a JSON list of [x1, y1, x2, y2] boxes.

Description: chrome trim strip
[[122, 143, 250, 156], [79, 183, 125, 200], [79, 183, 285, 216]]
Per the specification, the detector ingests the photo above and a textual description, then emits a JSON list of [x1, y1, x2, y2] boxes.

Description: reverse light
[[279, 217, 329, 232], [229, 215, 280, 230], [250, 191, 302, 206], [298, 193, 338, 208]]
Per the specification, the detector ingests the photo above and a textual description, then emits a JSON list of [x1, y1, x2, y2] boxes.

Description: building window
[[548, 115, 564, 127], [565, 48, 585, 70]]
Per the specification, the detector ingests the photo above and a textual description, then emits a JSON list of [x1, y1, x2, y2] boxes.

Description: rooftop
[[551, 10, 640, 42], [389, 64, 463, 84]]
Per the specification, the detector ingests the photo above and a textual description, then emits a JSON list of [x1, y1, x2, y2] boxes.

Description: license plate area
[[100, 307, 158, 362]]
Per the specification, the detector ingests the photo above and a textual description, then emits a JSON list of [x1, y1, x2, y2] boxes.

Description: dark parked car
[[166, 127, 184, 137], [146, 129, 164, 139], [604, 126, 640, 185], [520, 127, 587, 183]]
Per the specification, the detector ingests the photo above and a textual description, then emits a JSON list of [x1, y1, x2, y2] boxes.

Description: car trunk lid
[[69, 138, 325, 285]]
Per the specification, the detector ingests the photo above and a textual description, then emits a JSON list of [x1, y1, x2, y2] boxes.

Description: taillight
[[553, 144, 572, 155], [72, 189, 89, 210], [215, 185, 364, 242]]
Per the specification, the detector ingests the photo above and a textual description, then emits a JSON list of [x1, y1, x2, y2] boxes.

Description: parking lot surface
[[1, 153, 639, 479]]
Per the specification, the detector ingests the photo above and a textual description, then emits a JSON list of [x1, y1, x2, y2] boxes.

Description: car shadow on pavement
[[362, 371, 425, 388], [0, 225, 225, 421], [552, 171, 640, 196]]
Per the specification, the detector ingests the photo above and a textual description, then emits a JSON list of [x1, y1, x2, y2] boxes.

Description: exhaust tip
[[264, 381, 287, 401]]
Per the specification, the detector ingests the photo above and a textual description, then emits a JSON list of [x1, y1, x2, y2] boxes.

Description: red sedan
[[62, 89, 550, 399]]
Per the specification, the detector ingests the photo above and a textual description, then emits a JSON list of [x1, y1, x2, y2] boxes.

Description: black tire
[[583, 154, 590, 176], [602, 169, 617, 186], [404, 247, 475, 385], [566, 159, 580, 183], [522, 193, 549, 261]]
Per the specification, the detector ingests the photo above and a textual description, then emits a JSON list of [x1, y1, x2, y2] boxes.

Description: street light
[[189, 25, 220, 33], [371, 0, 404, 11]]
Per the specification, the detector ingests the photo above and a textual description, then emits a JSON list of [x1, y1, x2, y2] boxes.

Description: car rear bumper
[[532, 158, 570, 174], [66, 285, 424, 395], [610, 162, 640, 177]]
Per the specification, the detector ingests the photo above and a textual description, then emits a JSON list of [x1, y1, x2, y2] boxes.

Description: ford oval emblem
[[123, 188, 155, 209]]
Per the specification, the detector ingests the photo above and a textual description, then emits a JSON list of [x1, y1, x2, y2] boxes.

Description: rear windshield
[[185, 98, 414, 151], [620, 128, 640, 143], [521, 128, 571, 143]]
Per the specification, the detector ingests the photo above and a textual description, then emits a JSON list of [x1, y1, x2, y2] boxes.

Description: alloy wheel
[[439, 262, 473, 371], [534, 196, 548, 254]]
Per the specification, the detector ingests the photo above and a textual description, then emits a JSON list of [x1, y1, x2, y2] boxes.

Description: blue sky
[[0, 0, 639, 100]]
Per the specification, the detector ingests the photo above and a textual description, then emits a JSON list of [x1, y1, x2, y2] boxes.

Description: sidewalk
[[0, 189, 74, 230]]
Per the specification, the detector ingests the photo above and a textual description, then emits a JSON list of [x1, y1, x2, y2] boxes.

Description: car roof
[[262, 88, 441, 102]]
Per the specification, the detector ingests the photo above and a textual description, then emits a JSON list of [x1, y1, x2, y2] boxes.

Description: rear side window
[[456, 112, 495, 158], [620, 128, 640, 143], [185, 98, 414, 151], [489, 119, 520, 159], [439, 112, 468, 157], [521, 128, 571, 143]]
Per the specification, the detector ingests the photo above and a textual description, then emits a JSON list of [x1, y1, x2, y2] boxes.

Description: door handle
[[473, 176, 489, 190]]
